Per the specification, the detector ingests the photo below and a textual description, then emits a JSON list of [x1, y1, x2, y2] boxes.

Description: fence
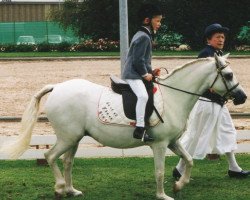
[[0, 130, 249, 160], [0, 21, 79, 44]]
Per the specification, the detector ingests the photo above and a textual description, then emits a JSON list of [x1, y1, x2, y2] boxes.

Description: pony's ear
[[223, 53, 230, 59], [214, 53, 219, 63]]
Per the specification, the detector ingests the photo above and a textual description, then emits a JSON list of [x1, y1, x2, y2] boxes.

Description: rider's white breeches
[[126, 79, 148, 127]]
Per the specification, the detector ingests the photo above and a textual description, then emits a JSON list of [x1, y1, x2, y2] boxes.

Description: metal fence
[[0, 21, 79, 44]]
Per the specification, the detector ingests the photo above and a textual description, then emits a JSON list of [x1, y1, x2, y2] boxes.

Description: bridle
[[153, 61, 240, 104], [209, 62, 239, 99]]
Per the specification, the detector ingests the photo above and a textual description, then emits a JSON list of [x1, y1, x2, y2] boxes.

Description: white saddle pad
[[98, 84, 164, 127]]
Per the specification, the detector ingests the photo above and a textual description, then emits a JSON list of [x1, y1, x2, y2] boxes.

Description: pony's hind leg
[[168, 140, 193, 192], [44, 139, 76, 197], [63, 142, 83, 197]]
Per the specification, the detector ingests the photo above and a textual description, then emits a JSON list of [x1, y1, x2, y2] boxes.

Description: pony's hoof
[[156, 193, 174, 200], [173, 181, 182, 193], [66, 188, 83, 197], [54, 192, 64, 200]]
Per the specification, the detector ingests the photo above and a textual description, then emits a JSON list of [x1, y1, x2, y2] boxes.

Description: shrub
[[53, 42, 71, 52], [155, 25, 184, 50], [37, 43, 51, 52], [74, 38, 119, 52], [0, 39, 119, 52], [15, 44, 37, 52], [237, 22, 250, 45], [0, 44, 16, 52]]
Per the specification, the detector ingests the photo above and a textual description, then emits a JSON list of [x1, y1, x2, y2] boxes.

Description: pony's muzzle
[[232, 90, 247, 105]]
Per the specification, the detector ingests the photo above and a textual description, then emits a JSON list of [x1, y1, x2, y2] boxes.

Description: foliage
[[15, 44, 37, 52], [37, 43, 51, 52], [79, 34, 93, 43], [156, 25, 184, 50], [0, 39, 119, 52], [0, 50, 250, 57], [0, 44, 36, 52], [68, 38, 119, 52], [0, 155, 250, 200], [0, 44, 16, 52], [50, 0, 250, 50], [237, 22, 250, 45], [50, 0, 120, 40], [53, 42, 72, 52], [164, 0, 250, 50]]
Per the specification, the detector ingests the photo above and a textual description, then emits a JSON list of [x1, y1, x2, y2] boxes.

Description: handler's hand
[[144, 73, 153, 81]]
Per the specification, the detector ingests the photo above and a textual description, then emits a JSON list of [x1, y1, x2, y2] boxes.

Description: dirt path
[[0, 58, 249, 135]]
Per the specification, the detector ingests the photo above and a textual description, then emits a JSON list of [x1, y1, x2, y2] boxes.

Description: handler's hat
[[205, 23, 229, 38]]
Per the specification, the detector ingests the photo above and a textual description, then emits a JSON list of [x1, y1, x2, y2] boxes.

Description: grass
[[0, 155, 249, 200], [0, 50, 249, 58]]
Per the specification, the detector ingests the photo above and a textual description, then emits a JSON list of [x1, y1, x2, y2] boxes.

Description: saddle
[[110, 76, 157, 124]]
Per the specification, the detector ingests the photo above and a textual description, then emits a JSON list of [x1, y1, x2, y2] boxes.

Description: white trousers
[[180, 99, 237, 159], [125, 79, 148, 127], [176, 99, 241, 173]]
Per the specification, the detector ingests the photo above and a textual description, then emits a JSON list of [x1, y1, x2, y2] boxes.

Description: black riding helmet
[[138, 4, 162, 24]]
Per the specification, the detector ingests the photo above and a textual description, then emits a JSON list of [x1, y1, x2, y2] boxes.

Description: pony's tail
[[0, 84, 54, 159]]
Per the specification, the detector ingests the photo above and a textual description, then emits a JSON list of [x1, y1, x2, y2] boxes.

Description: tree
[[50, 0, 250, 50], [50, 0, 119, 40], [165, 0, 250, 49], [50, 0, 161, 41]]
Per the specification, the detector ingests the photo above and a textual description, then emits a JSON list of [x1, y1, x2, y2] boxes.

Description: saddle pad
[[98, 84, 164, 127]]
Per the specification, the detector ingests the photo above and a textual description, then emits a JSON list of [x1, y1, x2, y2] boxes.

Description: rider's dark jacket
[[198, 45, 225, 106]]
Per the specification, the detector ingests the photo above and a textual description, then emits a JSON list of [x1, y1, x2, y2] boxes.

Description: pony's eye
[[224, 72, 233, 81]]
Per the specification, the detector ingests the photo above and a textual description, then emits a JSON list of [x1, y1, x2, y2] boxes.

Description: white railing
[[0, 130, 249, 160]]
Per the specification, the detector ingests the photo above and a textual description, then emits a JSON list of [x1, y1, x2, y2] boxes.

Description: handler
[[173, 23, 250, 179]]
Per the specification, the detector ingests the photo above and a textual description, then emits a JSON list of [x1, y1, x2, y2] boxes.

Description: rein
[[153, 79, 204, 97], [153, 79, 220, 104], [153, 61, 240, 105]]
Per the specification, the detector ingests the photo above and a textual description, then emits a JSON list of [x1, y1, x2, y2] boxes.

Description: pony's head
[[210, 53, 247, 105]]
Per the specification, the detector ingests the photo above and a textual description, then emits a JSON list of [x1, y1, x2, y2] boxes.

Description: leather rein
[[153, 63, 240, 105]]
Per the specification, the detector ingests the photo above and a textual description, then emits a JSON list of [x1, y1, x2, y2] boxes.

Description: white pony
[[0, 54, 247, 200]]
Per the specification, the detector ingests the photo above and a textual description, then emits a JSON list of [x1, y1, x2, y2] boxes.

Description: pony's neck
[[159, 59, 215, 121]]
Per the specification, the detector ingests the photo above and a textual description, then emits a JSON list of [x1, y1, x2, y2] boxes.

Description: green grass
[[0, 50, 249, 58], [0, 155, 250, 200]]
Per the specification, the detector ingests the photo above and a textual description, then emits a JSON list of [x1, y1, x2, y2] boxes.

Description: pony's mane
[[158, 57, 213, 80]]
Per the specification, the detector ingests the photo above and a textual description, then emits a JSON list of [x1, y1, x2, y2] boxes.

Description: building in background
[[0, 0, 64, 22], [0, 0, 79, 44]]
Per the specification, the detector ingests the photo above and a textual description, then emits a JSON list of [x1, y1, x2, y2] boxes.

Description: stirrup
[[141, 132, 154, 142]]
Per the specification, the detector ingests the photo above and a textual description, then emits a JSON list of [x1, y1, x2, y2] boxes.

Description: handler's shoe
[[133, 127, 154, 142], [228, 170, 250, 178], [172, 167, 182, 180]]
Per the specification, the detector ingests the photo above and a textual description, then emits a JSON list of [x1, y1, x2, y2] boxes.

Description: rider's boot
[[133, 127, 154, 142]]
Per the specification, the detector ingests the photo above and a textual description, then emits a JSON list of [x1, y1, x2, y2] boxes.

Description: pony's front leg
[[151, 142, 174, 200], [169, 140, 193, 192]]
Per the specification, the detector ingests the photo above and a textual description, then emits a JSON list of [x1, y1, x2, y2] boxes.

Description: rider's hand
[[153, 68, 161, 76], [143, 73, 153, 81]]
